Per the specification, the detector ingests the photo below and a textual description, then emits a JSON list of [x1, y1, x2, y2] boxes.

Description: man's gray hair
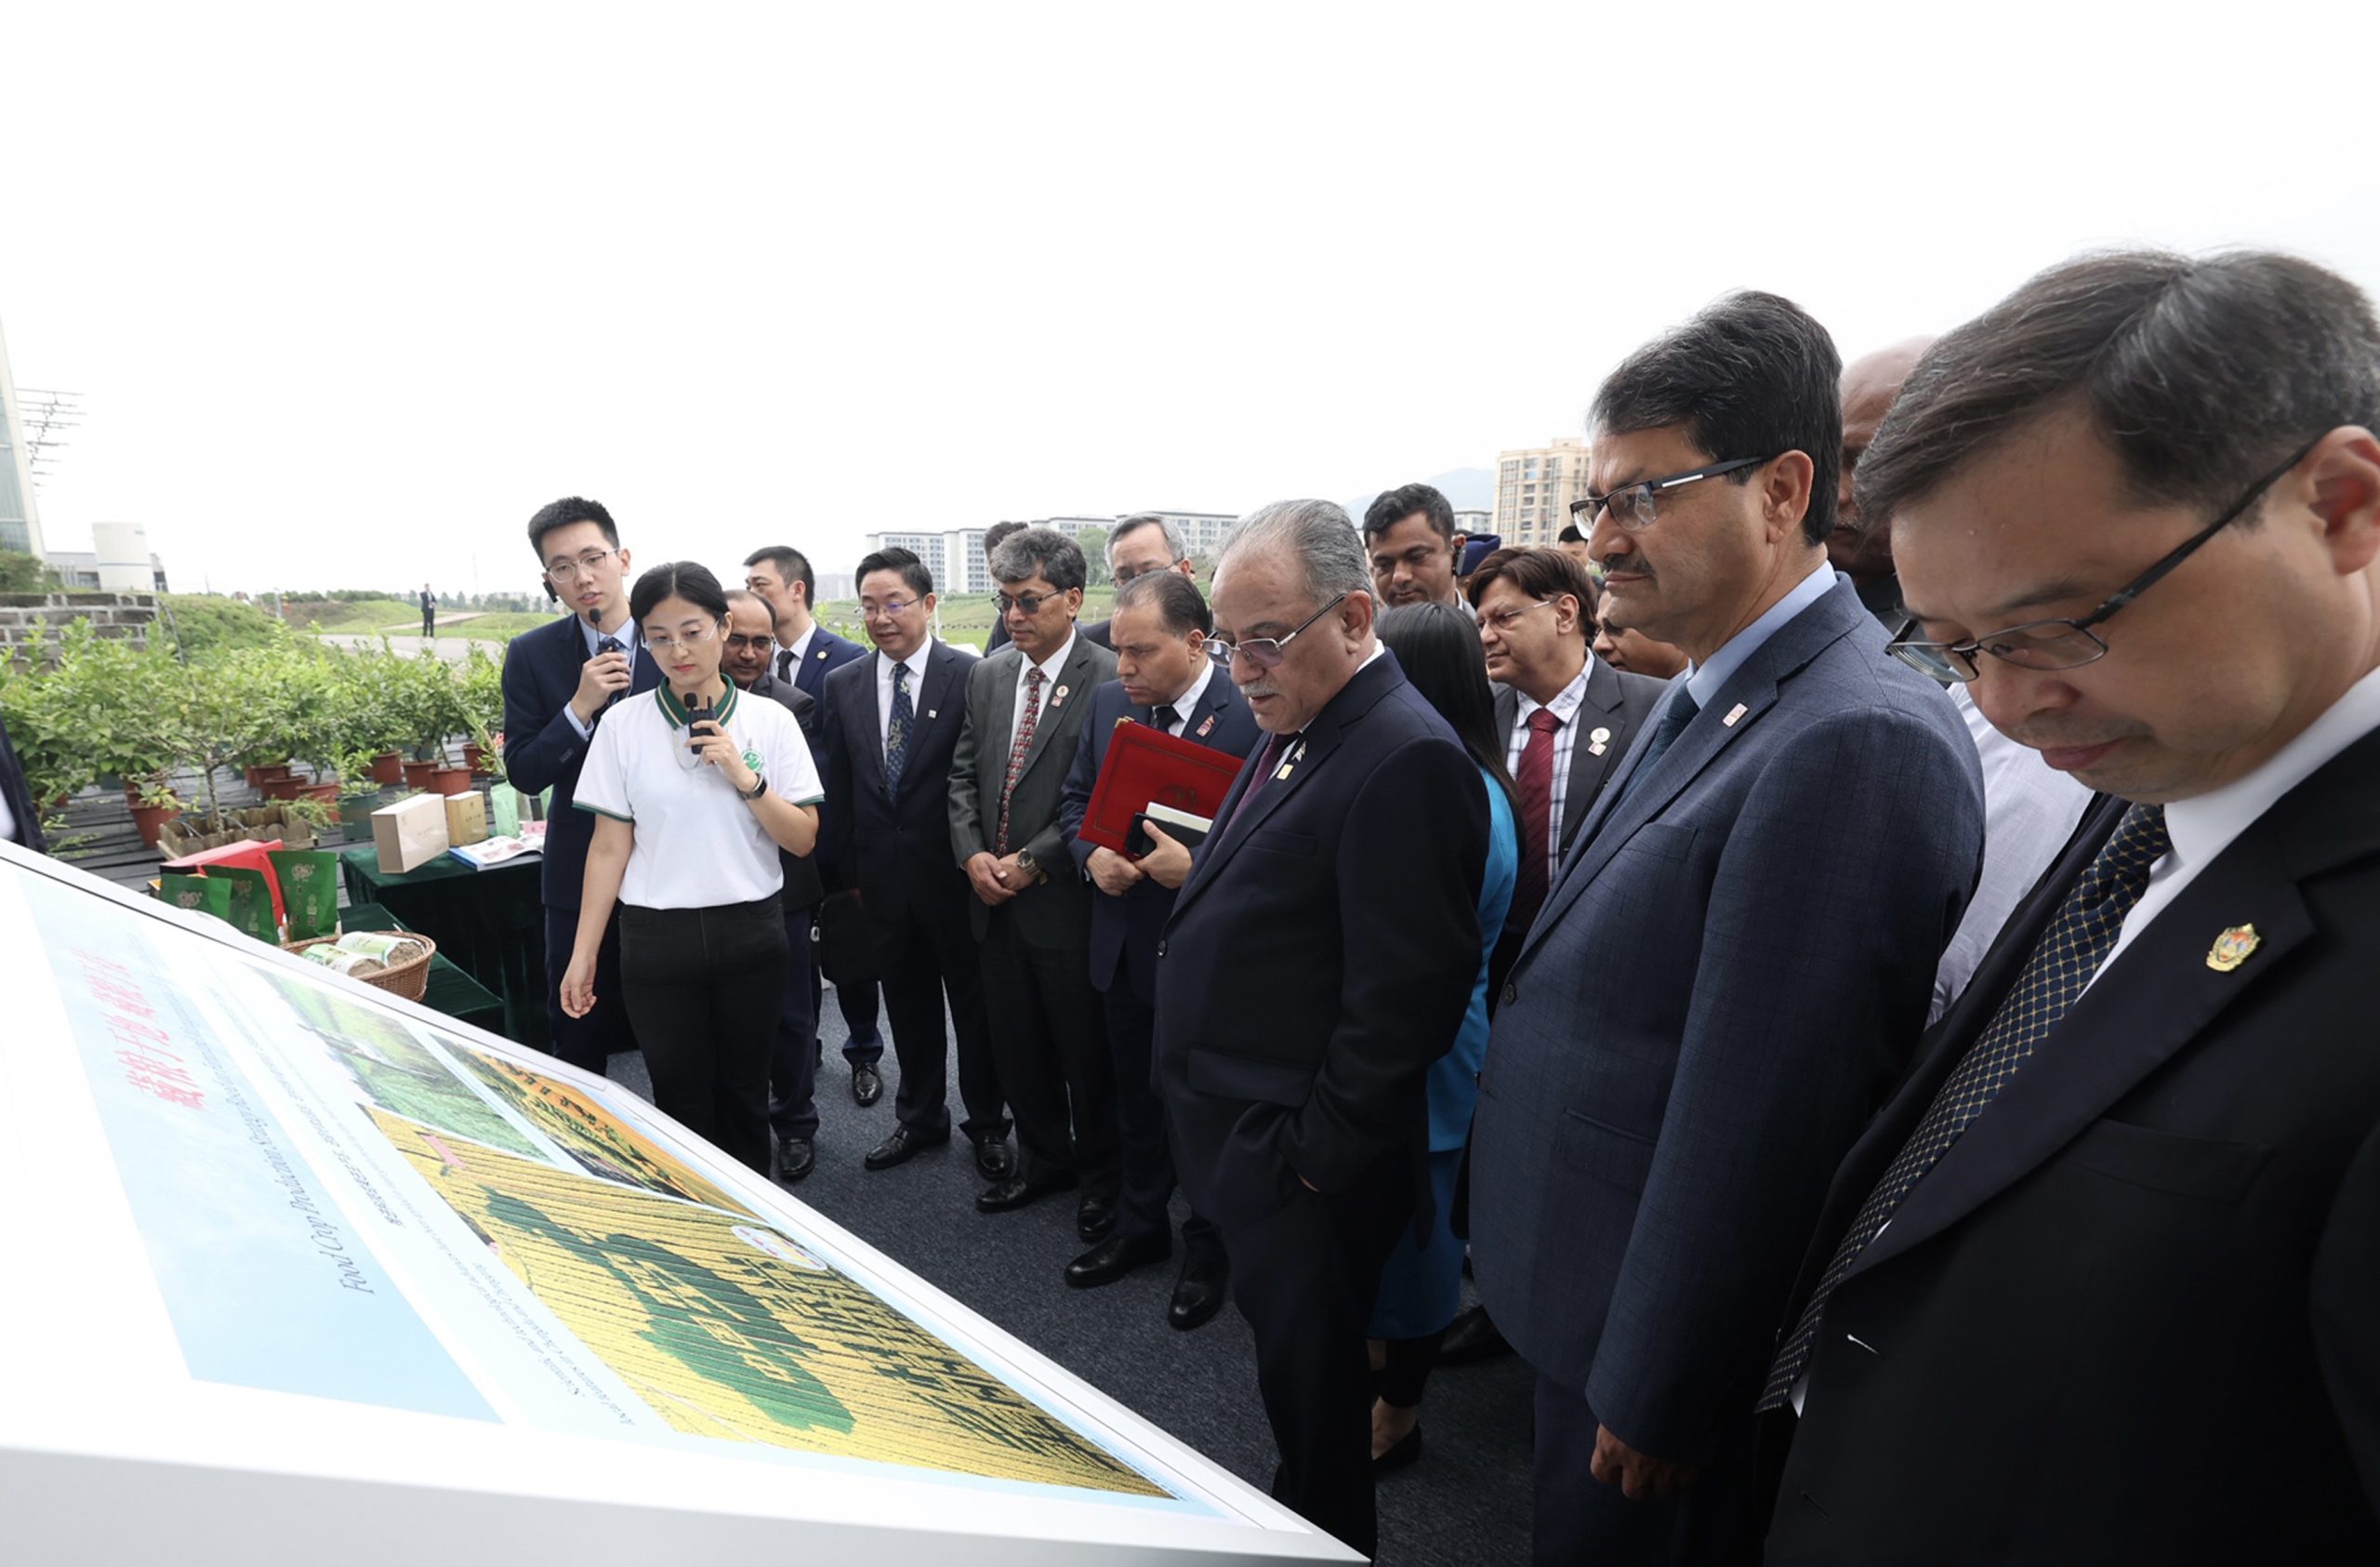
[[988, 525, 1089, 591], [1217, 499, 1370, 607], [1109, 511, 1186, 565]]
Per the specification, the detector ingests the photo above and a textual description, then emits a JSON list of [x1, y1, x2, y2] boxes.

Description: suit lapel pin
[[1051, 684, 1069, 708], [815, 648, 827, 660], [1197, 714, 1216, 737], [2206, 923, 2261, 973], [927, 709, 937, 719], [1721, 702, 1748, 727], [1588, 725, 1611, 756]]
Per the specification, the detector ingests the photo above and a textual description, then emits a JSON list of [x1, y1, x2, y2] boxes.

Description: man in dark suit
[[822, 548, 1012, 1184], [1056, 568, 1259, 1327], [1761, 249, 2380, 1563], [0, 711, 45, 854], [745, 544, 882, 1107], [724, 589, 826, 1183], [1467, 544, 1665, 968], [950, 526, 1122, 1228], [1157, 499, 1489, 1560], [1468, 294, 1986, 1563], [499, 497, 661, 1076]]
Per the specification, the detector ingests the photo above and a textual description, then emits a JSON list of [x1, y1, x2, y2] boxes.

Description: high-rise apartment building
[[1493, 437, 1593, 548], [866, 511, 1245, 593], [0, 317, 46, 559]]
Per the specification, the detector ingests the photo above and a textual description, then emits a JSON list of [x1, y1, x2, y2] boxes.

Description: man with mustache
[[1470, 293, 1986, 1562]]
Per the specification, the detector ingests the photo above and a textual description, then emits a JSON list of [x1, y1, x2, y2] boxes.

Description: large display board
[[0, 841, 1357, 1564]]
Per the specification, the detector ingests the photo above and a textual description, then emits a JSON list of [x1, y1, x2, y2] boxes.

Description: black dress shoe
[[1373, 1423, 1423, 1473], [1167, 1248, 1229, 1331], [975, 1169, 1077, 1214], [972, 1135, 1016, 1182], [1437, 1304, 1512, 1365], [776, 1137, 815, 1183], [851, 1062, 883, 1108], [863, 1124, 948, 1171], [1064, 1231, 1170, 1289], [1075, 1189, 1119, 1243]]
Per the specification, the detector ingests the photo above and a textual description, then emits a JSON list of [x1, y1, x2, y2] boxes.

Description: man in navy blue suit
[[1056, 569, 1258, 1329], [745, 545, 881, 1107], [499, 497, 662, 1075], [1156, 500, 1489, 1559], [822, 547, 1013, 1183]]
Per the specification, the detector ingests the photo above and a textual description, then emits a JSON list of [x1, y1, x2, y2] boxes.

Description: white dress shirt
[[1152, 658, 1216, 735], [874, 640, 936, 754], [1682, 557, 1838, 709], [563, 611, 642, 739], [1504, 657, 1599, 885], [1009, 631, 1077, 741], [775, 622, 817, 683]]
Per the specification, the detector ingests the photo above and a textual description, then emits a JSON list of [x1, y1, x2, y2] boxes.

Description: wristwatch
[[1014, 850, 1050, 886], [741, 771, 768, 801]]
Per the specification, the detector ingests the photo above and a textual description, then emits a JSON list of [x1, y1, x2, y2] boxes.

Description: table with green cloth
[[340, 902, 508, 1039], [338, 845, 549, 1048]]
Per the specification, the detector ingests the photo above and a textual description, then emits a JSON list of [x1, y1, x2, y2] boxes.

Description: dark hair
[[527, 497, 617, 559], [722, 586, 769, 615], [629, 561, 731, 626], [1593, 290, 1842, 547], [989, 525, 1088, 591], [1556, 523, 1587, 545], [1377, 602, 1518, 816], [1465, 545, 1600, 618], [1859, 248, 2380, 531], [743, 545, 814, 606], [855, 545, 933, 599], [983, 521, 1029, 559], [1113, 569, 1211, 635], [1364, 483, 1457, 543]]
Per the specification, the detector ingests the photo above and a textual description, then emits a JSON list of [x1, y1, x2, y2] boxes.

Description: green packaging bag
[[268, 849, 341, 941], [487, 783, 522, 838], [157, 873, 234, 923], [205, 865, 281, 943]]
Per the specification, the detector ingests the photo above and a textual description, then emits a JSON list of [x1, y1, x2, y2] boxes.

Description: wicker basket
[[281, 935, 437, 1002]]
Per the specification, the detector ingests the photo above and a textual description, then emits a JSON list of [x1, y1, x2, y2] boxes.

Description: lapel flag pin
[[1051, 684, 1069, 708], [2206, 923, 2261, 973], [1197, 714, 1216, 737], [1722, 703, 1748, 727], [1588, 725, 1611, 756]]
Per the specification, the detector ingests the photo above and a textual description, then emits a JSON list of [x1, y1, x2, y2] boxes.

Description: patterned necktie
[[995, 667, 1046, 854], [596, 635, 626, 718], [1603, 688, 1699, 817], [1151, 704, 1182, 736], [883, 661, 913, 795], [777, 648, 796, 682], [1758, 802, 2173, 1411], [1510, 708, 1562, 930]]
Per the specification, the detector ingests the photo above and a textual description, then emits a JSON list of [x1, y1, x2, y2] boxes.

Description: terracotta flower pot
[[429, 766, 474, 797], [368, 751, 404, 786], [259, 777, 304, 802], [298, 780, 340, 803], [463, 743, 487, 774], [247, 764, 294, 790], [401, 760, 441, 790], [130, 800, 181, 848]]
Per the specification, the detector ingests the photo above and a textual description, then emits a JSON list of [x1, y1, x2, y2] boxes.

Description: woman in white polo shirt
[[562, 562, 823, 1175]]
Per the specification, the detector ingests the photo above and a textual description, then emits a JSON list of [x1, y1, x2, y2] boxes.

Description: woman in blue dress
[[1368, 601, 1519, 1471]]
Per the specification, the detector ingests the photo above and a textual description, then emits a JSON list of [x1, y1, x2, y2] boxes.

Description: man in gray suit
[[951, 526, 1123, 1231], [1469, 292, 1987, 1563]]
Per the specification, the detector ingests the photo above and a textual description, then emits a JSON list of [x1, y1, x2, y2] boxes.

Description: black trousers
[[1104, 986, 1218, 1251], [873, 910, 1005, 1142], [814, 965, 884, 1064], [1531, 1373, 1766, 1565], [543, 904, 632, 1076], [980, 910, 1117, 1189], [1224, 1166, 1410, 1560], [616, 896, 787, 1176], [768, 904, 820, 1143]]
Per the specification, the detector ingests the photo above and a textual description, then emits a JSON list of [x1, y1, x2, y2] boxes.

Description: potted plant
[[456, 646, 506, 775]]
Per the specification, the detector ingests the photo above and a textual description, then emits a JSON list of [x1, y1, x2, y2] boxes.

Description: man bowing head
[[1155, 499, 1488, 1560]]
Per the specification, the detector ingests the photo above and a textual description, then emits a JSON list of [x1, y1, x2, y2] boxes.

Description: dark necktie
[[1604, 688, 1699, 817], [777, 648, 796, 682], [1151, 703, 1182, 736], [596, 635, 626, 718], [995, 668, 1045, 854], [1511, 707, 1561, 930], [1758, 802, 2173, 1411], [1224, 729, 1298, 834], [884, 662, 913, 794]]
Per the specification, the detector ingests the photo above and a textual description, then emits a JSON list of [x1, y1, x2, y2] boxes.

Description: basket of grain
[[281, 929, 438, 1002]]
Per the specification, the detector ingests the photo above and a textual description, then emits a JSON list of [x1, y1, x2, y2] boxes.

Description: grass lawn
[[296, 596, 425, 633], [812, 589, 1120, 653]]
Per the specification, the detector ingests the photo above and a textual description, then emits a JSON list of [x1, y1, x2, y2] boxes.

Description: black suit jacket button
[[1501, 981, 1517, 1006], [1157, 940, 1169, 959]]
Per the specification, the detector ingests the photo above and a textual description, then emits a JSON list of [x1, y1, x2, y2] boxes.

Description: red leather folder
[[1077, 720, 1246, 854]]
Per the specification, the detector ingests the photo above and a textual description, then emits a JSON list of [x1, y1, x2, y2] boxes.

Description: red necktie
[[996, 667, 1045, 854], [1510, 707, 1560, 929]]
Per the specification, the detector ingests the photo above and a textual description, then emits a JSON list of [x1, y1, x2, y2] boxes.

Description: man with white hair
[[1155, 499, 1489, 1559]]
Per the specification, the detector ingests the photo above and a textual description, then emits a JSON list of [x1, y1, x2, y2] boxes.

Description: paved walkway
[[318, 627, 505, 661]]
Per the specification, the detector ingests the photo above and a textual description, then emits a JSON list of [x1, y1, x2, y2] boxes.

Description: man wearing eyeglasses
[[1762, 251, 2380, 1564], [950, 527, 1122, 1229], [1467, 293, 1986, 1563], [500, 497, 662, 1076], [1155, 499, 1490, 1560]]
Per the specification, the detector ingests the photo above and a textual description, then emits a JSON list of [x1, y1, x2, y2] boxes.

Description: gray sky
[[7, 2, 2375, 599]]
